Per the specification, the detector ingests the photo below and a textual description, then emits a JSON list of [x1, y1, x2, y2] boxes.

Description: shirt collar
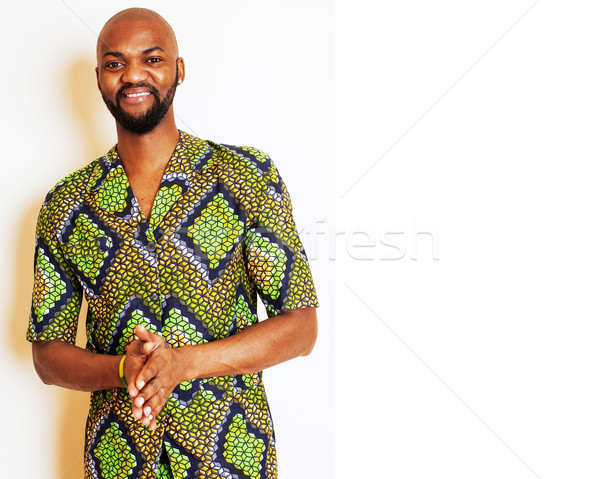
[[85, 130, 213, 221], [87, 131, 211, 190]]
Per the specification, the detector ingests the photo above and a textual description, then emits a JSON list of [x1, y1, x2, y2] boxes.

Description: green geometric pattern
[[164, 441, 191, 479], [163, 307, 206, 346], [62, 215, 112, 284], [245, 232, 286, 301], [72, 214, 104, 242], [150, 184, 182, 229], [33, 252, 67, 319], [224, 414, 265, 479], [235, 294, 255, 330], [188, 193, 244, 269], [156, 461, 173, 479], [93, 422, 136, 479], [97, 168, 129, 213]]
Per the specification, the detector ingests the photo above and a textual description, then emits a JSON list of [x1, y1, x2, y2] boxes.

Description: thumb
[[135, 324, 153, 342], [135, 325, 162, 354]]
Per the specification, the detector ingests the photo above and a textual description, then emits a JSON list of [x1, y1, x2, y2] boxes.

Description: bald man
[[28, 8, 319, 479]]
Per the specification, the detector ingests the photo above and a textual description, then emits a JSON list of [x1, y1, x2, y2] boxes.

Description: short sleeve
[[244, 157, 319, 317], [27, 199, 83, 343]]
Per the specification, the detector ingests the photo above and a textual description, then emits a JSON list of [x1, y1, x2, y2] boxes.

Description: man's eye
[[106, 62, 122, 69], [147, 57, 162, 64]]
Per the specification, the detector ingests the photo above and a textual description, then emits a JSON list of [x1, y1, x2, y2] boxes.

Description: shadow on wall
[[9, 56, 110, 479]]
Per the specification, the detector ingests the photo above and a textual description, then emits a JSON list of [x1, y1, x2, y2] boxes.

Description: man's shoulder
[[209, 141, 272, 165], [203, 136, 275, 178], [41, 159, 100, 211]]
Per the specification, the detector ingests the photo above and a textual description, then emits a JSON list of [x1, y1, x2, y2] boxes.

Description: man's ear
[[176, 57, 186, 84], [95, 67, 101, 92]]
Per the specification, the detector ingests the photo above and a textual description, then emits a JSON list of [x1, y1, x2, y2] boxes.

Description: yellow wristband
[[119, 355, 127, 388]]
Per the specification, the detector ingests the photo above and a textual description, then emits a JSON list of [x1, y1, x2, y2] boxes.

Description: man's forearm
[[32, 340, 123, 392], [175, 306, 318, 382]]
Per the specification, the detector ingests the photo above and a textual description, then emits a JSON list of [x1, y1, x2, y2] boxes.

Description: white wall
[[336, 1, 600, 478], [0, 2, 333, 478]]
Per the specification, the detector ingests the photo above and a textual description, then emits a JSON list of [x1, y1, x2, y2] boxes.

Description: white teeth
[[125, 92, 151, 98]]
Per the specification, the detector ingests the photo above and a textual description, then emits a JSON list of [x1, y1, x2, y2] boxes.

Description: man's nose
[[121, 61, 148, 84]]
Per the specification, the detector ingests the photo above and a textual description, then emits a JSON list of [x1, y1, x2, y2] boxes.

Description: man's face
[[96, 17, 182, 135]]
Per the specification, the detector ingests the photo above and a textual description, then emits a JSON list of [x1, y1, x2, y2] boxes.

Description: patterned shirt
[[27, 131, 319, 479]]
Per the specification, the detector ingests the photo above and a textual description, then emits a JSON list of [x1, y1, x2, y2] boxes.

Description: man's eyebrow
[[102, 47, 165, 59], [103, 51, 124, 59], [142, 46, 165, 55]]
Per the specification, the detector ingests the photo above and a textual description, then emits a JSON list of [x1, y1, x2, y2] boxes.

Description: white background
[[0, 1, 333, 478], [337, 1, 600, 478], [2, 1, 600, 478]]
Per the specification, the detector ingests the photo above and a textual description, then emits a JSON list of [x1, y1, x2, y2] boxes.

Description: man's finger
[[132, 401, 144, 420], [148, 387, 170, 420], [134, 325, 165, 354], [139, 376, 171, 405], [128, 383, 139, 398], [140, 391, 169, 427], [134, 324, 150, 339], [131, 377, 162, 420], [143, 413, 159, 432], [135, 324, 162, 343], [133, 355, 163, 391]]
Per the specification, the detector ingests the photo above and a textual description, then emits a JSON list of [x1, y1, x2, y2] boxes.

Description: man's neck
[[115, 111, 180, 176]]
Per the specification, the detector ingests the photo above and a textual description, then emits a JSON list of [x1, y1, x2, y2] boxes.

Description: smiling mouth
[[123, 92, 152, 98]]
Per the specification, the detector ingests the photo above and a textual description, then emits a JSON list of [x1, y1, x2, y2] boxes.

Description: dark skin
[[32, 8, 318, 431]]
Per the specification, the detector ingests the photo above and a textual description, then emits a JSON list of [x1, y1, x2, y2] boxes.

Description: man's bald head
[[95, 8, 185, 136], [96, 8, 179, 63]]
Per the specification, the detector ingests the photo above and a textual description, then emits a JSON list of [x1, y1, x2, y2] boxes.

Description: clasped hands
[[123, 324, 183, 431]]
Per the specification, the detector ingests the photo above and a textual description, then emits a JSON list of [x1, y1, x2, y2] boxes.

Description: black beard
[[101, 74, 178, 135]]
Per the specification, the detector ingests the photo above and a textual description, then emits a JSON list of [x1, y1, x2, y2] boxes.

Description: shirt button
[[150, 292, 160, 302], [146, 241, 157, 252]]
